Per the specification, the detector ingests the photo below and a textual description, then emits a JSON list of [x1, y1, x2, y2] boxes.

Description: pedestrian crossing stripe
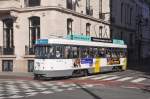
[[77, 75, 147, 83], [130, 78, 146, 83], [91, 75, 115, 80], [117, 77, 133, 81], [0, 80, 95, 99], [102, 76, 120, 80]]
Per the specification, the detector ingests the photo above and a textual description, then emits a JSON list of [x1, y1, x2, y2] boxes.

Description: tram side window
[[106, 48, 111, 58], [80, 47, 92, 58], [98, 48, 106, 58], [89, 48, 94, 58], [117, 48, 126, 58], [81, 47, 87, 58], [55, 46, 63, 59], [64, 46, 70, 59], [39, 46, 44, 58], [47, 46, 55, 58], [112, 48, 118, 58], [35, 46, 40, 58], [72, 46, 79, 58], [122, 49, 127, 58], [93, 48, 98, 58], [64, 46, 79, 59]]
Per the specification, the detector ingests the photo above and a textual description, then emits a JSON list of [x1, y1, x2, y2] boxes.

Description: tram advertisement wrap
[[107, 58, 120, 65]]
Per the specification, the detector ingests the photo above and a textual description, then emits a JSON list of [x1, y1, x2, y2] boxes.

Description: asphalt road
[[13, 84, 150, 99], [0, 70, 149, 99]]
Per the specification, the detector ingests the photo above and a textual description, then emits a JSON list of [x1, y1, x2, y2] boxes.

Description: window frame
[[29, 16, 40, 47], [25, 0, 41, 7]]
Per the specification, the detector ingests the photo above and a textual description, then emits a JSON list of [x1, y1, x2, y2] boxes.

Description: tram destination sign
[[91, 37, 112, 43], [113, 39, 125, 45], [36, 39, 48, 44], [67, 34, 91, 41]]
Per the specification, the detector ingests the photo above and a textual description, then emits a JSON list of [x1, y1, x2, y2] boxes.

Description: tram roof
[[36, 38, 127, 48]]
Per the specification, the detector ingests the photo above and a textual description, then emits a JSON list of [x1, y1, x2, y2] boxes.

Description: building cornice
[[0, 6, 136, 31], [0, 6, 110, 25]]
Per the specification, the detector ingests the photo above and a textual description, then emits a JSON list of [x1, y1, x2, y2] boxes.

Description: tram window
[[64, 46, 70, 58], [98, 48, 106, 58], [93, 48, 98, 58], [106, 48, 111, 58], [123, 49, 127, 58], [55, 46, 63, 58], [116, 48, 120, 57], [111, 48, 117, 58], [81, 47, 88, 58], [89, 48, 94, 58], [47, 46, 55, 58], [72, 46, 79, 58]]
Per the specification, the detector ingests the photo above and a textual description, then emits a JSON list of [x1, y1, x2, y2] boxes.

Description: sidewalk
[[0, 72, 33, 79]]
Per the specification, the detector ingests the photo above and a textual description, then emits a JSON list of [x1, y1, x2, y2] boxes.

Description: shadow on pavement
[[128, 62, 150, 76], [141, 85, 150, 93], [75, 83, 102, 99]]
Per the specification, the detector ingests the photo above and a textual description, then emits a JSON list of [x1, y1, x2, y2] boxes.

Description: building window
[[86, 0, 90, 15], [67, 18, 73, 35], [66, 0, 77, 11], [28, 60, 34, 72], [2, 60, 13, 72], [3, 18, 14, 48], [25, 0, 41, 7], [86, 23, 91, 36], [99, 26, 103, 38], [129, 7, 133, 25], [120, 32, 123, 39], [130, 33, 133, 46], [99, 0, 103, 18], [121, 3, 123, 24], [29, 16, 40, 47]]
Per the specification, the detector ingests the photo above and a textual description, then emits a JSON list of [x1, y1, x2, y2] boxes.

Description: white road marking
[[131, 78, 146, 83], [91, 75, 115, 80], [121, 86, 140, 90], [102, 76, 120, 80], [8, 95, 24, 98], [78, 75, 98, 80], [41, 91, 54, 94], [117, 77, 133, 81]]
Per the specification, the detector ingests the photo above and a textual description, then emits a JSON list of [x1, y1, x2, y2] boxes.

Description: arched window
[[86, 0, 90, 15], [29, 16, 40, 46], [66, 0, 77, 11], [3, 18, 14, 48], [86, 23, 91, 36], [67, 18, 73, 35]]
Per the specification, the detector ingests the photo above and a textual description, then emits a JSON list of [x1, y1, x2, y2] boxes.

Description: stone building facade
[[0, 0, 111, 72], [110, 0, 150, 66]]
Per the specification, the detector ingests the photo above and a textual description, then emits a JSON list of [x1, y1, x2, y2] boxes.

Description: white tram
[[33, 38, 127, 79]]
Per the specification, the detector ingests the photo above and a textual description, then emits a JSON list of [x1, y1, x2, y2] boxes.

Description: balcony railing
[[0, 46, 15, 55], [25, 46, 35, 55]]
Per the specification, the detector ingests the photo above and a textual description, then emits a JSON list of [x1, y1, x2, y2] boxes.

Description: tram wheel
[[33, 74, 42, 80]]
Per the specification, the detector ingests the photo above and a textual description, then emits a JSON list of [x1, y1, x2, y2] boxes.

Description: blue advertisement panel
[[81, 58, 93, 66]]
